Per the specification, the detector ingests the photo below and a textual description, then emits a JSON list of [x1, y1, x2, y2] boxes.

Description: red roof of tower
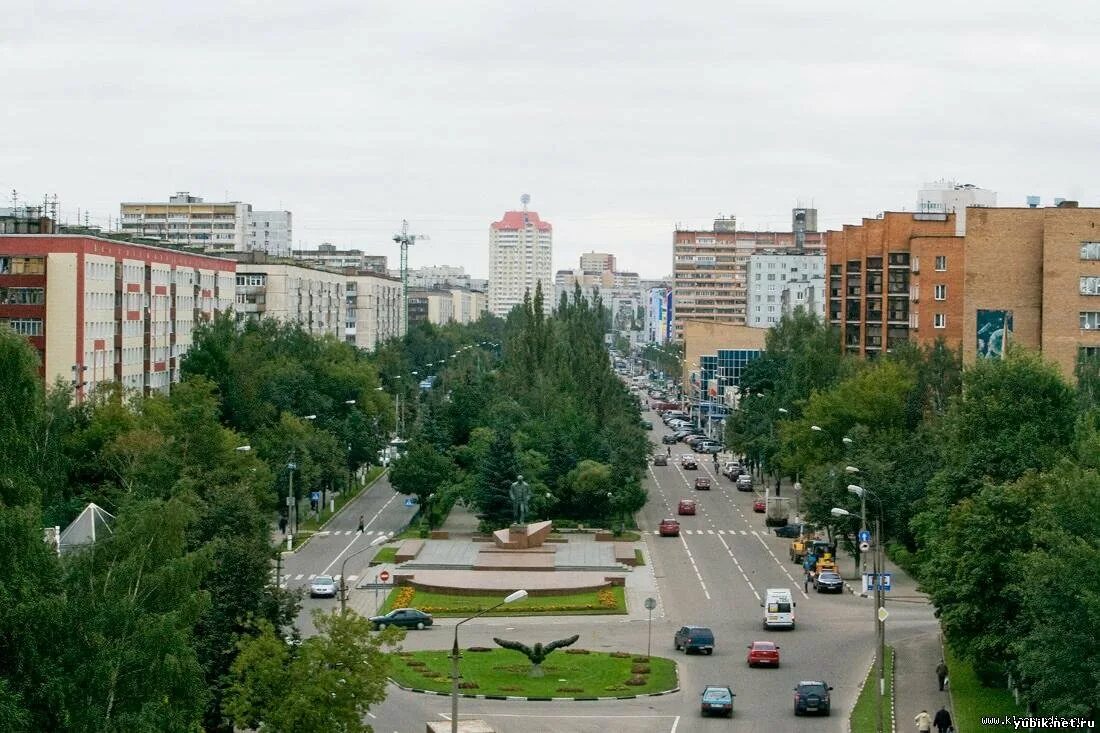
[[491, 211, 552, 232]]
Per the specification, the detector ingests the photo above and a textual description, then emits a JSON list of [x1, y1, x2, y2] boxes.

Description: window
[[1, 318, 43, 336], [935, 255, 947, 271], [1081, 277, 1100, 295], [1081, 312, 1100, 330], [1081, 242, 1100, 260], [934, 284, 947, 300], [934, 313, 946, 329]]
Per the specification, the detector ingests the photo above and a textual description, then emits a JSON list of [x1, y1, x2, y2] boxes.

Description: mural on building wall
[[976, 309, 1013, 359]]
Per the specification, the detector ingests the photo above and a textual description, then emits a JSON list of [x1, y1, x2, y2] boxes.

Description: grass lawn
[[634, 549, 646, 566], [849, 646, 894, 733], [297, 466, 385, 533], [389, 648, 677, 697], [614, 530, 642, 542], [379, 585, 627, 617], [943, 645, 1022, 731], [369, 546, 398, 565]]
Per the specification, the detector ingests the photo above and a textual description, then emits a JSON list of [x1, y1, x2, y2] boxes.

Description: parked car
[[661, 434, 680, 445], [681, 455, 698, 469], [674, 625, 715, 654], [653, 453, 668, 466], [700, 685, 734, 717], [746, 640, 781, 667], [722, 462, 742, 480], [671, 430, 693, 440], [309, 575, 338, 598], [659, 518, 681, 536], [793, 680, 832, 716], [370, 608, 434, 630], [640, 420, 653, 430], [813, 571, 844, 593], [684, 435, 707, 447], [694, 477, 711, 490], [774, 523, 808, 538], [736, 475, 753, 492], [695, 441, 723, 454], [753, 497, 766, 512], [678, 498, 697, 515]]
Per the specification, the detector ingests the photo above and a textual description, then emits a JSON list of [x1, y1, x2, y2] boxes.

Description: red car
[[753, 497, 766, 513], [659, 518, 681, 537], [694, 477, 711, 490], [678, 498, 697, 515], [746, 640, 780, 667]]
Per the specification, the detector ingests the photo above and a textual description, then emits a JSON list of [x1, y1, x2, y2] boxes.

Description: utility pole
[[392, 220, 428, 337]]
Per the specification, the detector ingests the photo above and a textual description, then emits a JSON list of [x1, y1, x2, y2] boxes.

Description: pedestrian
[[278, 515, 287, 535], [357, 514, 365, 533], [804, 571, 810, 593], [667, 446, 671, 457], [914, 709, 932, 733], [936, 659, 949, 691], [933, 706, 953, 733]]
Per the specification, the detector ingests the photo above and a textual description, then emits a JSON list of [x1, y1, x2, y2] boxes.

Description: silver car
[[310, 575, 338, 598]]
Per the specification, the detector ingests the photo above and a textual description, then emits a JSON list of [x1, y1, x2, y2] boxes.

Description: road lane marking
[[670, 714, 681, 733], [321, 492, 399, 575], [754, 531, 810, 599], [717, 532, 761, 602], [294, 574, 303, 580], [678, 532, 711, 600]]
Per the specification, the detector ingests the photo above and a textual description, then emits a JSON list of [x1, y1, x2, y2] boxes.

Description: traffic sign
[[379, 570, 390, 582], [404, 497, 417, 507], [881, 573, 892, 591], [877, 606, 889, 622], [644, 597, 657, 611], [858, 529, 871, 543], [859, 541, 871, 553], [310, 491, 321, 503]]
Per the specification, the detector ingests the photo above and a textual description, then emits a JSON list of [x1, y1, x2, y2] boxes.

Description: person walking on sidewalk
[[357, 514, 365, 533], [936, 659, 949, 691], [933, 706, 953, 733], [278, 515, 287, 535], [914, 709, 933, 733]]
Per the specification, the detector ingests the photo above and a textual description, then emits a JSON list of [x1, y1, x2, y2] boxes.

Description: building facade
[[232, 254, 345, 337], [246, 210, 293, 256], [672, 211, 824, 340], [488, 206, 552, 317], [0, 235, 235, 397], [400, 265, 474, 289], [579, 252, 616, 274], [825, 212, 962, 357], [745, 253, 826, 328], [917, 181, 996, 236], [120, 192, 249, 252], [646, 287, 673, 344], [345, 270, 403, 351], [295, 244, 387, 273], [448, 287, 488, 325], [682, 320, 766, 438]]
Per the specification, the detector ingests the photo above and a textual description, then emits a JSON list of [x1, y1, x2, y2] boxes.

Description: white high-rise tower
[[488, 194, 553, 317]]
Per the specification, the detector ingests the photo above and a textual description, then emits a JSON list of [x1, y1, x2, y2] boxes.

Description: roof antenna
[[521, 193, 530, 212]]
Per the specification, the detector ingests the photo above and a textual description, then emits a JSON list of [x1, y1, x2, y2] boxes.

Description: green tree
[[475, 430, 519, 528], [388, 441, 457, 527], [226, 612, 399, 733]]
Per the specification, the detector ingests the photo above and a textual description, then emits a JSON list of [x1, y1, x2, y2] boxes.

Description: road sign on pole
[[379, 570, 391, 582], [877, 606, 889, 622], [859, 541, 871, 553], [880, 573, 892, 591], [858, 529, 871, 543]]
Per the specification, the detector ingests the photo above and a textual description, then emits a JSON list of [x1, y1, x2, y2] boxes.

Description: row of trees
[[723, 310, 1099, 718], [0, 310, 519, 731], [388, 285, 650, 531]]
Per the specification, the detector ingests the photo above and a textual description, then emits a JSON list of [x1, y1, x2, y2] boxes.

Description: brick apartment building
[[825, 212, 961, 356], [0, 235, 236, 398]]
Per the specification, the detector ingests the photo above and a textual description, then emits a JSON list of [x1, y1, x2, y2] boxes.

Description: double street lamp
[[339, 533, 390, 614], [451, 589, 528, 733]]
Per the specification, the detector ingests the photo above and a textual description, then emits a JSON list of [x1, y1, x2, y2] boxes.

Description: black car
[[674, 625, 715, 655], [661, 434, 679, 445], [640, 420, 653, 430], [814, 571, 844, 593], [793, 680, 832, 716], [774, 523, 808, 538], [369, 608, 434, 630]]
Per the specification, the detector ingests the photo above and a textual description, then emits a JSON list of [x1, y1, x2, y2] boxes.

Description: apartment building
[[120, 192, 292, 255], [745, 253, 826, 328], [917, 181, 996, 236], [672, 211, 824, 340], [682, 319, 766, 437], [0, 235, 235, 397], [488, 204, 552, 317], [232, 254, 345, 338], [399, 265, 475, 289], [646, 286, 673, 344], [580, 252, 616, 274], [825, 212, 961, 356], [448, 287, 488, 325], [295, 244, 387, 274], [345, 270, 403, 351]]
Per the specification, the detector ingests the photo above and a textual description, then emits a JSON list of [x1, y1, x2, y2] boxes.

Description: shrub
[[405, 660, 426, 668], [624, 675, 647, 686], [632, 656, 650, 663], [557, 687, 584, 693], [610, 652, 631, 659], [631, 664, 651, 674], [458, 681, 479, 690], [565, 648, 591, 655], [500, 686, 522, 692], [467, 646, 492, 653]]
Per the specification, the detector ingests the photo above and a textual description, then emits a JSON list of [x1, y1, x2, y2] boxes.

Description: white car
[[310, 575, 338, 598]]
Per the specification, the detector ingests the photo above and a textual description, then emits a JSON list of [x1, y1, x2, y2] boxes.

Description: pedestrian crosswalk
[[651, 528, 760, 536], [281, 573, 360, 583], [314, 529, 388, 537]]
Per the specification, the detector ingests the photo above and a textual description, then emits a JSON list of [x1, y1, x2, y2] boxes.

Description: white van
[[762, 588, 796, 630]]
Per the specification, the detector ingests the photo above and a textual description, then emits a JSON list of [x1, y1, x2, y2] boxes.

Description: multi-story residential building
[[398, 265, 474, 289], [246, 210, 293, 256], [672, 210, 824, 340], [448, 287, 488, 325], [345, 270, 403, 351], [917, 181, 996, 236], [407, 292, 430, 327], [745, 253, 826, 328], [231, 253, 345, 337], [408, 288, 454, 326], [488, 203, 552, 317], [682, 320, 766, 437], [0, 235, 235, 397], [825, 212, 961, 357], [580, 252, 616, 274], [646, 287, 673, 344], [294, 244, 387, 274]]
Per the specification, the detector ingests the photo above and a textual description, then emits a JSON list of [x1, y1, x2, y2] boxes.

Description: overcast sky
[[5, 1, 1098, 278]]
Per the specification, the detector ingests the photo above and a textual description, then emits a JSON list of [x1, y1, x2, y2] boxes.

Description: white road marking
[[294, 574, 304, 580], [754, 531, 810, 599], [670, 714, 681, 733], [707, 529, 715, 534], [321, 493, 399, 575], [678, 532, 711, 600]]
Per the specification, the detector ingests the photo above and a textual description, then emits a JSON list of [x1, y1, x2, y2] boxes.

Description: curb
[[278, 468, 388, 555], [847, 655, 877, 733], [388, 678, 680, 702]]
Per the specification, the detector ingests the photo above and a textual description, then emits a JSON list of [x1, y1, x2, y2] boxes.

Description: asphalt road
[[363, 405, 885, 732]]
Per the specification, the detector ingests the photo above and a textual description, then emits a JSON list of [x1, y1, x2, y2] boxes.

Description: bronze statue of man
[[509, 475, 532, 524]]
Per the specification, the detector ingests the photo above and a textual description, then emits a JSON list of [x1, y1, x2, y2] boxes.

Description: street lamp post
[[339, 533, 390, 614], [451, 590, 528, 733], [847, 473, 868, 576]]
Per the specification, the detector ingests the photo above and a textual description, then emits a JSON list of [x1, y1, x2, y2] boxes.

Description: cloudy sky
[[5, 1, 1098, 278]]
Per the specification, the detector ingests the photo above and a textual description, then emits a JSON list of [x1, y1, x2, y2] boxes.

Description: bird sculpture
[[492, 634, 581, 677]]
